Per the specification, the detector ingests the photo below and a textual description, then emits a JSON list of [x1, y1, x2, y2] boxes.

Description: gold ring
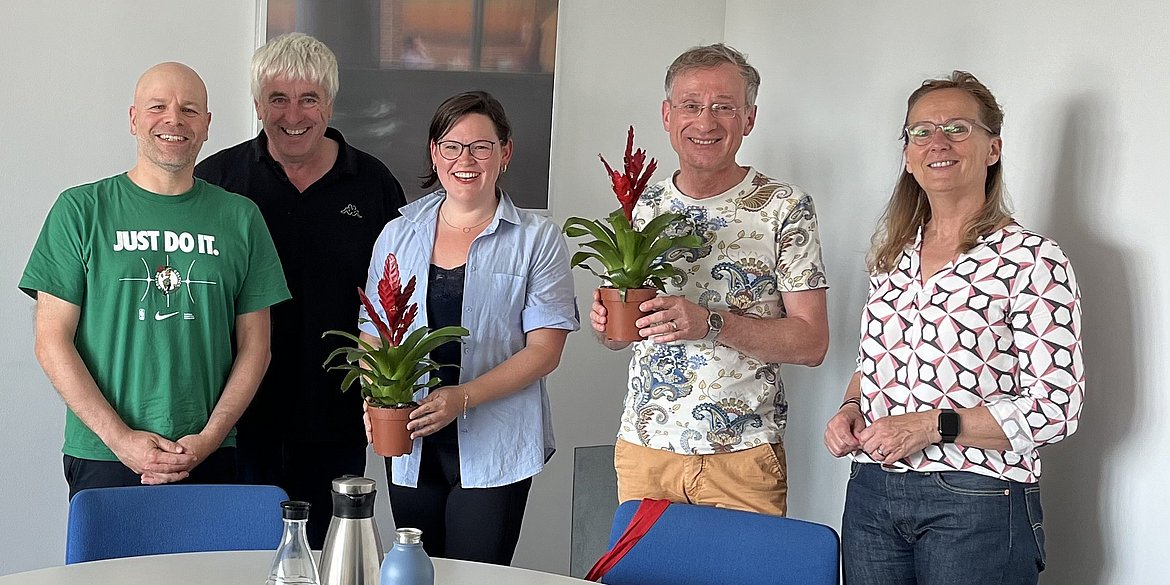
[[669, 321, 678, 331]]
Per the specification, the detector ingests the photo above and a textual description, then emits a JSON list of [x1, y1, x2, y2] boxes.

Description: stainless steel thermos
[[318, 476, 384, 585]]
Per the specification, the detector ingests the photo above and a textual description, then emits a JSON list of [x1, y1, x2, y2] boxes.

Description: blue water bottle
[[379, 528, 434, 585]]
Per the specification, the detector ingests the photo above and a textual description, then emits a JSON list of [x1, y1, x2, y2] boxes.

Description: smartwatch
[[938, 409, 960, 444], [702, 309, 724, 342]]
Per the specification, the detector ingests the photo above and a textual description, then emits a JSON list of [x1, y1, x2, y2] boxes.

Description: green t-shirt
[[19, 173, 291, 460]]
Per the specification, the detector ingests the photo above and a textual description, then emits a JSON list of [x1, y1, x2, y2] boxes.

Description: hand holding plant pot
[[323, 253, 469, 456], [563, 126, 703, 341]]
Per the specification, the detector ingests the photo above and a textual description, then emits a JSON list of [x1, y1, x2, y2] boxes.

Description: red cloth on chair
[[585, 499, 671, 582]]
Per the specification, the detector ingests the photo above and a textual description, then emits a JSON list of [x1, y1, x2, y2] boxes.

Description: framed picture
[[266, 0, 558, 208]]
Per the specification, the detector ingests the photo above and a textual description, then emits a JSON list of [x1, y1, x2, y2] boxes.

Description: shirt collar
[[911, 220, 1021, 251], [401, 188, 521, 231], [248, 126, 358, 176]]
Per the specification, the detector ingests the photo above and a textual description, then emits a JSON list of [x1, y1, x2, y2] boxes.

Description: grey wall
[[3, 2, 1168, 584]]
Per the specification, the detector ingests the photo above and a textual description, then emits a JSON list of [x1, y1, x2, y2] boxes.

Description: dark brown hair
[[420, 90, 512, 189]]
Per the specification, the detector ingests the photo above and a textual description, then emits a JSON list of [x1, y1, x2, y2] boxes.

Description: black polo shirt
[[196, 128, 407, 445]]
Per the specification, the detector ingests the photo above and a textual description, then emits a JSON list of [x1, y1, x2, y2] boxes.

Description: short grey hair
[[664, 43, 761, 106], [251, 33, 339, 103]]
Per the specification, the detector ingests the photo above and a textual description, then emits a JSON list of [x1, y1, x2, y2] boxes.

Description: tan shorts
[[614, 438, 788, 516]]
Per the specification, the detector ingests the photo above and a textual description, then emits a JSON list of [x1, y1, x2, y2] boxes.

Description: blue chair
[[600, 500, 839, 585], [66, 484, 289, 564]]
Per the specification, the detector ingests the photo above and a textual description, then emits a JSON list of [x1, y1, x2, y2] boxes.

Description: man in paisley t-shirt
[[590, 44, 830, 516]]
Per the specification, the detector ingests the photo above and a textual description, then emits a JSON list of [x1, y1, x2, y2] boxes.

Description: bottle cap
[[331, 476, 377, 495], [395, 528, 423, 545], [280, 500, 311, 520]]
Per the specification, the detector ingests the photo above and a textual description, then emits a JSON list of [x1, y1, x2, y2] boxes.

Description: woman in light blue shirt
[[358, 91, 578, 564]]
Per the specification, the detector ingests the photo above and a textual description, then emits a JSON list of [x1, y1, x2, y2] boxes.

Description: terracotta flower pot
[[367, 403, 415, 457], [599, 287, 658, 342]]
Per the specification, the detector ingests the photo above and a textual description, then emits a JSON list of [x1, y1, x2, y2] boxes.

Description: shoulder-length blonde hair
[[868, 71, 1011, 274]]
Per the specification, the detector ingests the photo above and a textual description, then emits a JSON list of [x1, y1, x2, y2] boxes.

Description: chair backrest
[[601, 500, 840, 585], [570, 444, 619, 578], [66, 484, 289, 564]]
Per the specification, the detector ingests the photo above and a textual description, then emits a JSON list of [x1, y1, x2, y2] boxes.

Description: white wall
[[4, 2, 1168, 583], [0, 1, 262, 574], [724, 2, 1170, 584]]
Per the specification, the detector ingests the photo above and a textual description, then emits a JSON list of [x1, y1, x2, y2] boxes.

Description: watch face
[[939, 410, 960, 442], [705, 311, 723, 341]]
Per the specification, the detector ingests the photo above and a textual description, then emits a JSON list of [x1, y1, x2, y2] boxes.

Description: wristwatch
[[702, 309, 724, 342], [938, 409, 960, 443]]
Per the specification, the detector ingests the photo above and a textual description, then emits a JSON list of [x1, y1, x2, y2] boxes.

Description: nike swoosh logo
[[155, 311, 180, 321]]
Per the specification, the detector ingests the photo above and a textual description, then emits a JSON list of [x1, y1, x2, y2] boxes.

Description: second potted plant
[[323, 253, 469, 456], [563, 126, 703, 341]]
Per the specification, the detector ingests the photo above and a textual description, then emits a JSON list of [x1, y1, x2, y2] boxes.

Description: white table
[[0, 550, 592, 585]]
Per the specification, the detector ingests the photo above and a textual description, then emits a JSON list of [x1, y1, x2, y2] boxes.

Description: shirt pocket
[[483, 271, 525, 340]]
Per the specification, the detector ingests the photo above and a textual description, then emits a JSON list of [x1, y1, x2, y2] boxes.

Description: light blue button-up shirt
[[359, 190, 579, 488]]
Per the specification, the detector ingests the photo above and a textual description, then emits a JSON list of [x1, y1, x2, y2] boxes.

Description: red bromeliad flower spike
[[356, 288, 392, 344], [356, 253, 418, 348], [394, 304, 418, 346], [599, 126, 657, 222], [378, 254, 401, 329], [393, 277, 417, 346]]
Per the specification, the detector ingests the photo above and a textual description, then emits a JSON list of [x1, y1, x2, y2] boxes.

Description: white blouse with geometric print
[[854, 223, 1084, 482], [618, 169, 829, 454]]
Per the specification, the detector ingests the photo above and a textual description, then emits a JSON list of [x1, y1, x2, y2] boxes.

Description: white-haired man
[[196, 33, 406, 546]]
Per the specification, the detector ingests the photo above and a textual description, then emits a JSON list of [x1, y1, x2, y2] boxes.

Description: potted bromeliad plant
[[562, 126, 703, 342], [323, 253, 469, 456]]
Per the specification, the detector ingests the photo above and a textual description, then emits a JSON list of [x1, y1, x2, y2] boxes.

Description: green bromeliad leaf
[[562, 209, 702, 294], [322, 325, 470, 408]]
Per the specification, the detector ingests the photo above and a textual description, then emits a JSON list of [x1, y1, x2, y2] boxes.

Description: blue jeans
[[842, 462, 1045, 585]]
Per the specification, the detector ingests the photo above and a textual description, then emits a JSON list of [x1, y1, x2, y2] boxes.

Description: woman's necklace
[[439, 207, 493, 234]]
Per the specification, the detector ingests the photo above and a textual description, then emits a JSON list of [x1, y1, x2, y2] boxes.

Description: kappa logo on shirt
[[339, 204, 363, 218]]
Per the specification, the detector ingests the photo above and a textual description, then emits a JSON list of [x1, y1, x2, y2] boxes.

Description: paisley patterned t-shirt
[[617, 169, 828, 454]]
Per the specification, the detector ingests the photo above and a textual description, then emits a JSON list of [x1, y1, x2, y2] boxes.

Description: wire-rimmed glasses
[[903, 118, 996, 146], [669, 102, 744, 119]]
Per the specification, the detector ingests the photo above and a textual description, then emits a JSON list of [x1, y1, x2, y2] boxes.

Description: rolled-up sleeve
[[986, 242, 1084, 455], [521, 221, 579, 333]]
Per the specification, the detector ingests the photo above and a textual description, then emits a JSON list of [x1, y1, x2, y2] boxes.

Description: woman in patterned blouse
[[824, 71, 1083, 585]]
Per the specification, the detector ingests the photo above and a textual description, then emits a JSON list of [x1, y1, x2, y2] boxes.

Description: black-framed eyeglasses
[[669, 102, 744, 119], [436, 139, 498, 160], [903, 118, 996, 146]]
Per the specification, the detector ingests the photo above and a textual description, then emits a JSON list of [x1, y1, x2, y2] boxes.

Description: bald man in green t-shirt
[[19, 62, 291, 498]]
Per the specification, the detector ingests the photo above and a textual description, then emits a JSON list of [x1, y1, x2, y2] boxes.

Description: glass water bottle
[[266, 501, 321, 585]]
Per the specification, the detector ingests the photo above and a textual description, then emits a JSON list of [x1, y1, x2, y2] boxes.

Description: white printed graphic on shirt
[[113, 230, 220, 323]]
